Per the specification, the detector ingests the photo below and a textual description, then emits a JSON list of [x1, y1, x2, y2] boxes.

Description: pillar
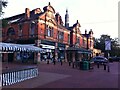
[[35, 40, 41, 63], [55, 42, 58, 61], [65, 45, 69, 62], [14, 52, 17, 61], [4, 53, 8, 62], [73, 52, 75, 62]]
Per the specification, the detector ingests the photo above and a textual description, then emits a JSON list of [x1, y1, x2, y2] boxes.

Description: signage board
[[105, 40, 111, 50]]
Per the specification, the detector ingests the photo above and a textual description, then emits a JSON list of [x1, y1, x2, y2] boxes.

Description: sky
[[2, 0, 119, 39]]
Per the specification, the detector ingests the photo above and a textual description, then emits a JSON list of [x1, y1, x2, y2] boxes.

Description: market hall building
[[1, 2, 94, 64]]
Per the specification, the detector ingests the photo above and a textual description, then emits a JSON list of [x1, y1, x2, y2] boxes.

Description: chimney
[[55, 13, 59, 22], [34, 8, 41, 14], [89, 29, 93, 34], [77, 20, 78, 23], [85, 29, 87, 34], [25, 8, 30, 19], [55, 13, 61, 25], [59, 16, 63, 25]]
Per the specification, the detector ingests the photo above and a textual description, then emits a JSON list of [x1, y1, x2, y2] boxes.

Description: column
[[55, 42, 58, 61], [14, 52, 17, 61], [64, 45, 68, 62], [73, 52, 75, 62], [35, 40, 41, 63]]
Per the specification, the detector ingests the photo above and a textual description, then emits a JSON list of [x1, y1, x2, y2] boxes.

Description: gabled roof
[[73, 20, 81, 28], [5, 13, 25, 21], [38, 12, 58, 26], [4, 10, 44, 24]]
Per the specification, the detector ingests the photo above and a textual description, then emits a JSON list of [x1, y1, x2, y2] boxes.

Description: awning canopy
[[67, 47, 92, 54], [0, 42, 45, 53]]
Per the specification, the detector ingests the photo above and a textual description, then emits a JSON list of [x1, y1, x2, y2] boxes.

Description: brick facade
[[2, 2, 94, 63]]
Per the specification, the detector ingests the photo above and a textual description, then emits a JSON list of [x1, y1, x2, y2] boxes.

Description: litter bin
[[83, 61, 89, 70]]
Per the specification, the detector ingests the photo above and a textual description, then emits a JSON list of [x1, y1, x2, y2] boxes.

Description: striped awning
[[0, 42, 45, 53]]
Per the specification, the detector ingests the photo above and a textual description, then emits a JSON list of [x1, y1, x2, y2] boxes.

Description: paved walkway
[[2, 61, 120, 89]]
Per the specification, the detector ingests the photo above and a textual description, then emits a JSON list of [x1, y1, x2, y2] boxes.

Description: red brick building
[[66, 19, 94, 62], [1, 2, 94, 63]]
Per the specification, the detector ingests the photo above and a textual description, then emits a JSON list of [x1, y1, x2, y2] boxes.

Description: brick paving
[[1, 61, 119, 89]]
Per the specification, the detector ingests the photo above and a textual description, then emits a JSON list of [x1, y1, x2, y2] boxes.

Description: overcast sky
[[2, 0, 119, 39]]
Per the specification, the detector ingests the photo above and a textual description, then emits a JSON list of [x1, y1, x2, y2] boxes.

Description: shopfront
[[40, 44, 55, 62], [0, 42, 45, 63], [40, 40, 67, 62], [40, 40, 55, 62], [58, 43, 66, 62], [66, 47, 92, 62]]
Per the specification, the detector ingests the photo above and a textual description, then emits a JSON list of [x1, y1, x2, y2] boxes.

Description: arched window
[[7, 27, 15, 36]]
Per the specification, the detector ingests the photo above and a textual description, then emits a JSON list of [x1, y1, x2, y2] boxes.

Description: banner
[[105, 40, 111, 50]]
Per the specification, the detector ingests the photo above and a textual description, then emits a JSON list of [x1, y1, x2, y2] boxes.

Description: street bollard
[[72, 62, 74, 68], [107, 65, 110, 72], [69, 61, 71, 66], [97, 63, 99, 68], [53, 60, 56, 65], [47, 60, 49, 64], [60, 61, 63, 66], [103, 64, 106, 70], [75, 62, 77, 68]]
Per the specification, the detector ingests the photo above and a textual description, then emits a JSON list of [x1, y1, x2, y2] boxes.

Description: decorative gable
[[72, 20, 81, 34], [38, 11, 57, 26], [43, 2, 55, 14]]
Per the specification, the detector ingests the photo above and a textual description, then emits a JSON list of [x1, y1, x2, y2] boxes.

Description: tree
[[110, 38, 120, 56], [0, 0, 8, 16], [94, 34, 120, 57], [0, 0, 8, 28]]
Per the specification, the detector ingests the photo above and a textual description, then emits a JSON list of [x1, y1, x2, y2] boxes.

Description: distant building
[[67, 20, 94, 62]]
